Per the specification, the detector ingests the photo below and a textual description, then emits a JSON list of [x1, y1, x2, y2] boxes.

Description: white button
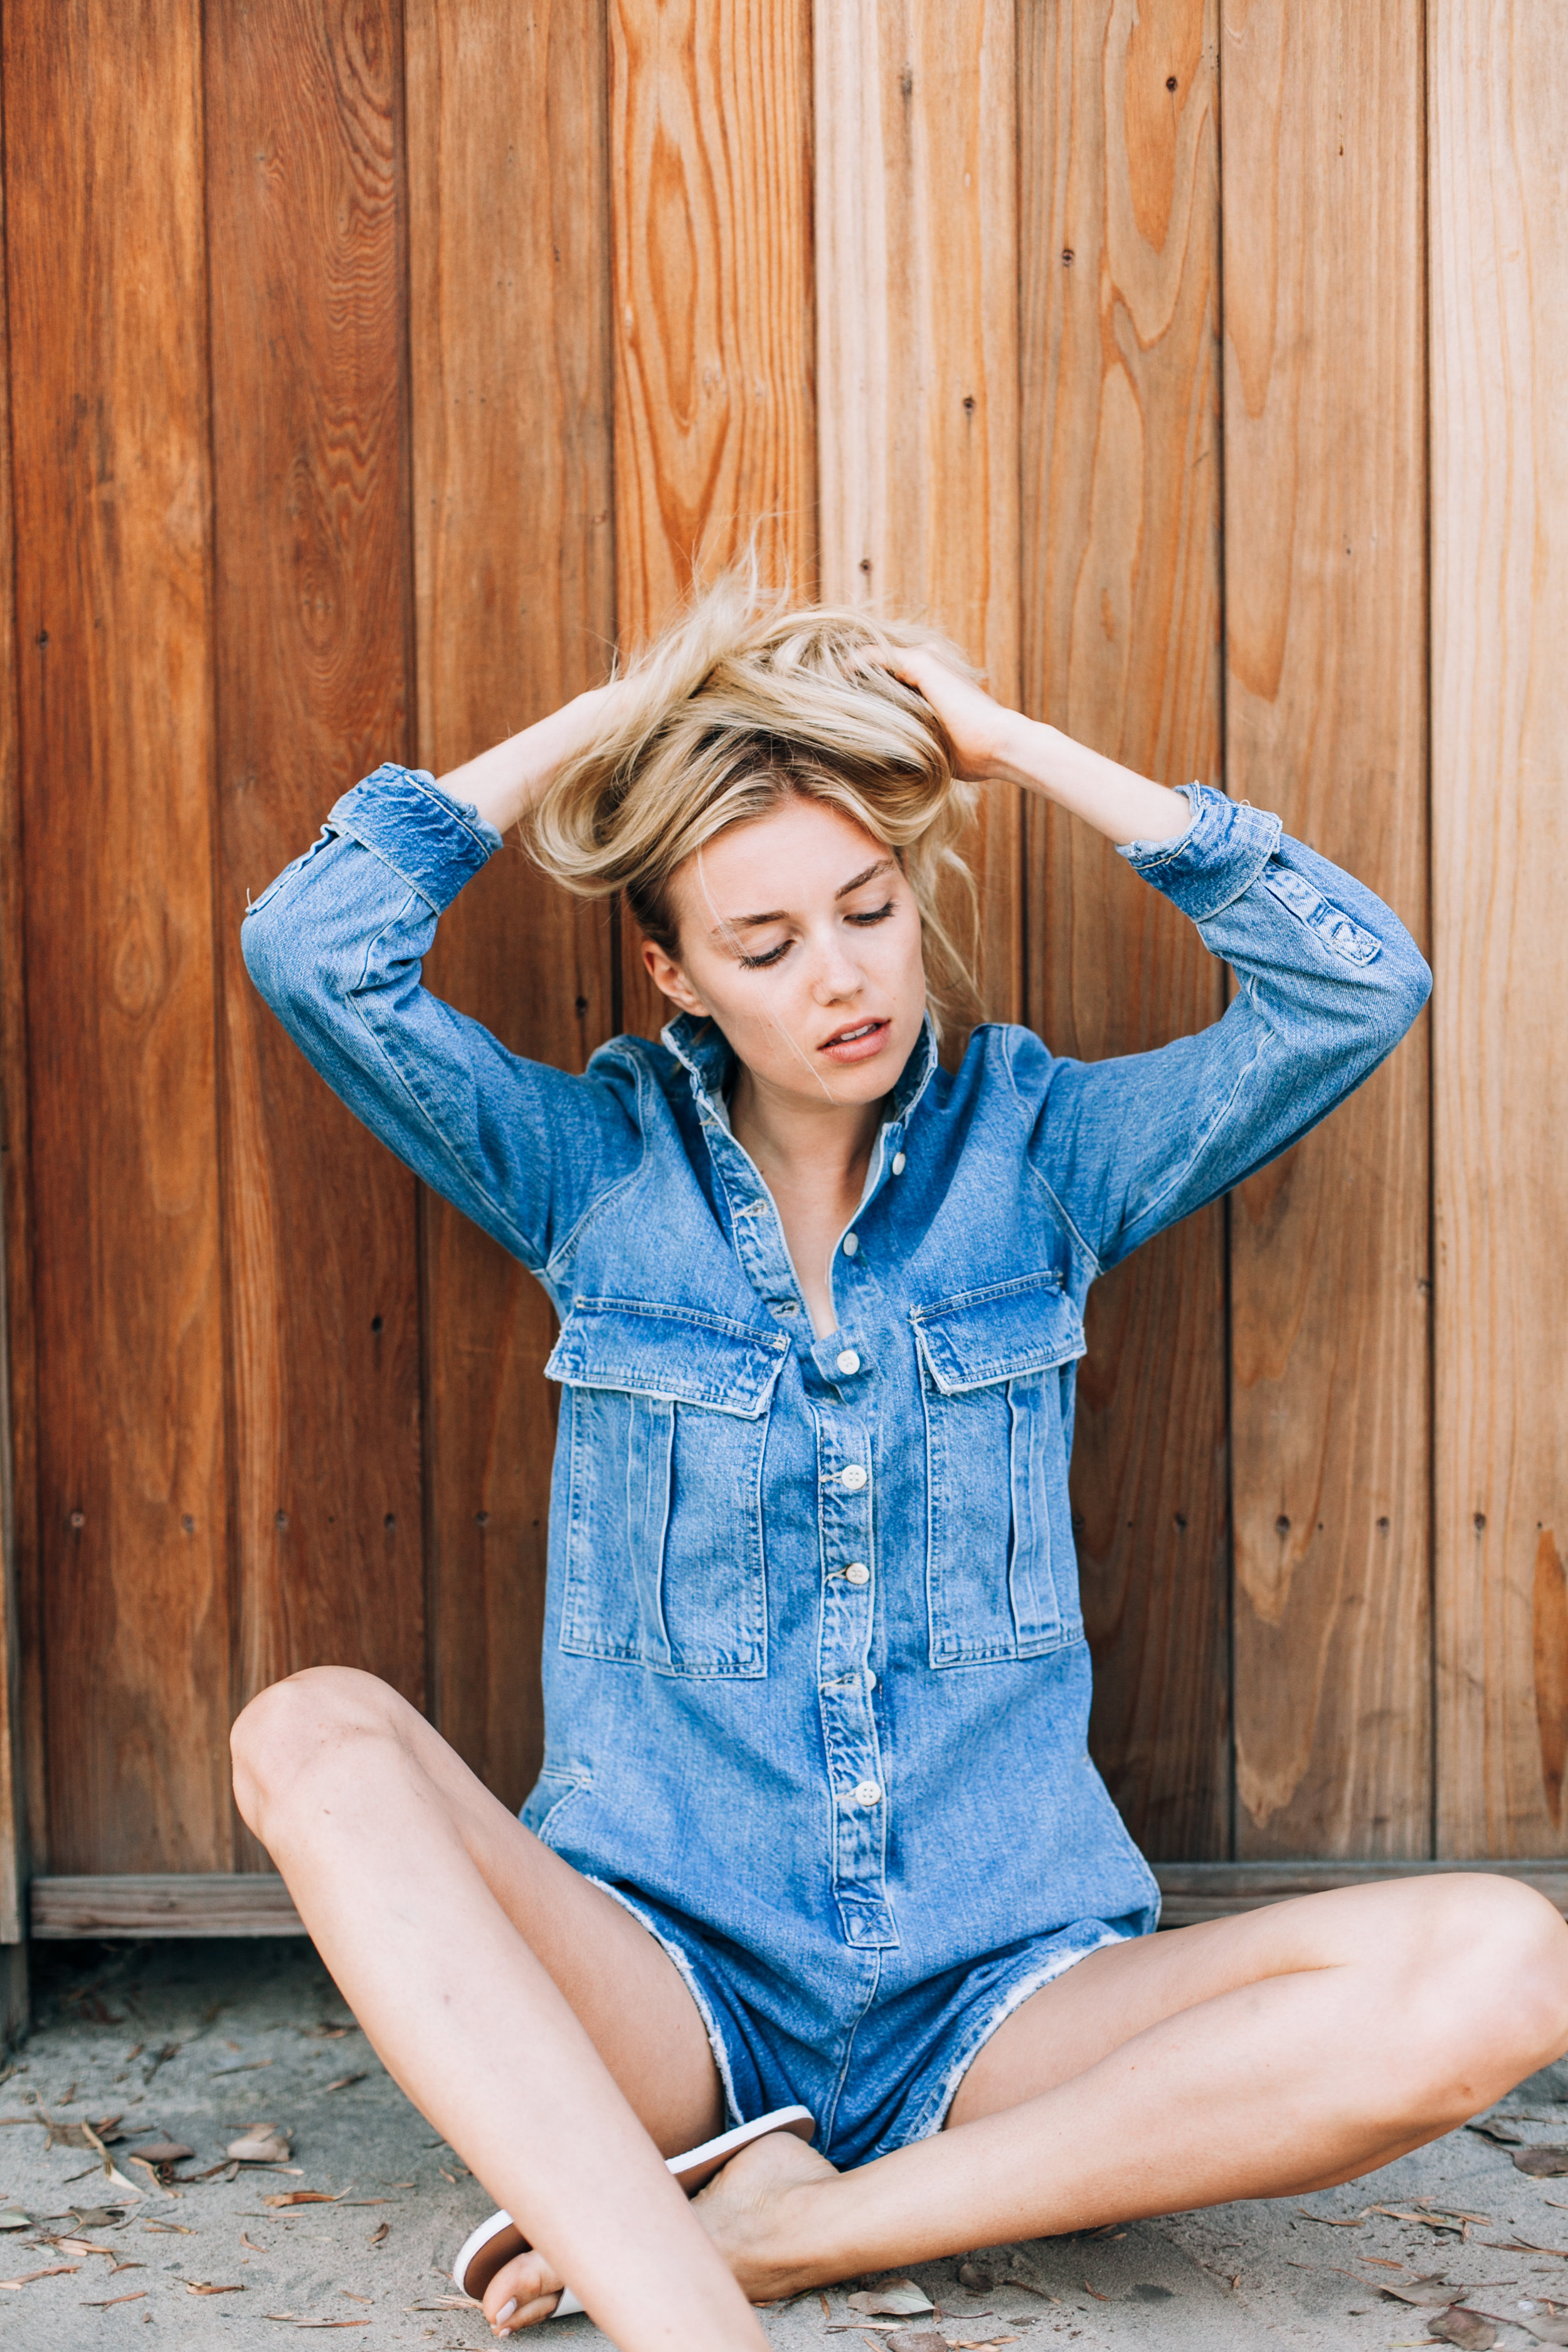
[[841, 1232, 859, 1257], [891, 1152, 906, 1175], [835, 1349, 861, 1375], [843, 1561, 870, 1586], [867, 1671, 877, 1688], [839, 1465, 867, 1491], [854, 1779, 882, 1808]]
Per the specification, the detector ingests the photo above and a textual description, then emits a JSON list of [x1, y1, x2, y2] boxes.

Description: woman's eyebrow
[[834, 857, 896, 899], [709, 858, 897, 940]]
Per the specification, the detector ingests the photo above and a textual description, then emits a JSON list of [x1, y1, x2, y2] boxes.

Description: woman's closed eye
[[736, 901, 896, 970]]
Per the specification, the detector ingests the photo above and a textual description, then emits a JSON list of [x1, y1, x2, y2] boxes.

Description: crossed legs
[[231, 1668, 1568, 2351]]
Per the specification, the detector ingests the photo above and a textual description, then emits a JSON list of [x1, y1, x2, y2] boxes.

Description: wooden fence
[[0, 2, 1563, 2005]]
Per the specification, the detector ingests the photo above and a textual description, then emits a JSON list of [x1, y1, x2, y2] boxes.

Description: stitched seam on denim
[[543, 1050, 654, 1282], [347, 762, 499, 860], [889, 1924, 1137, 2151], [343, 904, 538, 1263], [327, 792, 493, 911], [1182, 815, 1286, 921], [819, 1945, 884, 2157], [583, 1880, 744, 2131], [1122, 1017, 1271, 1248], [999, 1029, 1104, 1279]]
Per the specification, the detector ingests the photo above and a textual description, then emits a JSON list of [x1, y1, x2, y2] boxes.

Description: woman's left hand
[[869, 642, 1022, 783]]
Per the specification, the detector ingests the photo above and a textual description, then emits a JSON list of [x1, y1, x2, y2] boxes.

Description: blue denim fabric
[[243, 768, 1430, 2164]]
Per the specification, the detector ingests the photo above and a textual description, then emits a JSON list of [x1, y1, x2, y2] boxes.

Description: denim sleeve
[[1010, 783, 1433, 1273], [240, 763, 640, 1275]]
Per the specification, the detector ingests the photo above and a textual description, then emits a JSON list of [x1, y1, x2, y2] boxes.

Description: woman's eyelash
[[736, 901, 896, 971]]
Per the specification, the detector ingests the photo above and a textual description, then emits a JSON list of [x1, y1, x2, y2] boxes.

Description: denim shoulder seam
[[1123, 1011, 1273, 1248], [542, 1047, 652, 1286], [343, 899, 541, 1268], [999, 1028, 1104, 1279]]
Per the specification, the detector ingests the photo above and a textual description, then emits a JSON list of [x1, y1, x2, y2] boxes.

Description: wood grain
[[1019, 0, 1228, 1858], [610, 0, 816, 1039], [1222, 0, 1431, 1857], [31, 1873, 304, 1939], [0, 120, 31, 1932], [205, 0, 426, 1803], [3, 0, 232, 1871], [405, 0, 617, 1808], [1430, 0, 1568, 1853], [813, 0, 1023, 1030]]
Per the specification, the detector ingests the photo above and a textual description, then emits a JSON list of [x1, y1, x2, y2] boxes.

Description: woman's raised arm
[[241, 752, 641, 1284]]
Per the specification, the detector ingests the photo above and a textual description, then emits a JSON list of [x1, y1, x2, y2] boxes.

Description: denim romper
[[243, 770, 1430, 2165]]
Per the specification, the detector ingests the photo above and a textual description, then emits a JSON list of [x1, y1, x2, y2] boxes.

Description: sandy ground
[[4, 1939, 1568, 2350]]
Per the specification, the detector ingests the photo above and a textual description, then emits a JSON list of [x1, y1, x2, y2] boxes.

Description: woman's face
[[645, 795, 929, 1111]]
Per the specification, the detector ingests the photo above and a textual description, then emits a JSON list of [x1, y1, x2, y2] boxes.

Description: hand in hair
[[866, 642, 1021, 783]]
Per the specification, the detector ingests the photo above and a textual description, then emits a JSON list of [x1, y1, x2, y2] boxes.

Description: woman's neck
[[728, 1070, 886, 1336]]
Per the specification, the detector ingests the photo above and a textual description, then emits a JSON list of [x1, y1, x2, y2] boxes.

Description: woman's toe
[[481, 2247, 565, 2334]]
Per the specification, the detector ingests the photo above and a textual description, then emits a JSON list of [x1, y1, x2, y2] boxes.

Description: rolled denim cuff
[[1116, 781, 1284, 923], [324, 762, 502, 911]]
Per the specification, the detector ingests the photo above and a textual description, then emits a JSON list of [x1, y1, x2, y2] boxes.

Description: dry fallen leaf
[[1374, 2205, 1491, 2231], [324, 2075, 366, 2094], [264, 2191, 339, 2208], [847, 2281, 936, 2317], [83, 2289, 148, 2308], [242, 2233, 268, 2254], [128, 2139, 193, 2166], [1517, 2151, 1568, 2180], [366, 2223, 388, 2249], [184, 2279, 246, 2295], [1466, 2121, 1525, 2146], [1486, 2238, 1568, 2260], [51, 2237, 114, 2260], [1, 2264, 80, 2288], [127, 2156, 178, 2198], [230, 2127, 292, 2163], [882, 2334, 948, 2352], [1297, 2207, 1367, 2227], [1379, 2275, 1463, 2307], [211, 2059, 274, 2077], [1428, 2312, 1498, 2349]]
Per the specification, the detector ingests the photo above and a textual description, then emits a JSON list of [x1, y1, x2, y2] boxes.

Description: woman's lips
[[818, 1017, 892, 1064]]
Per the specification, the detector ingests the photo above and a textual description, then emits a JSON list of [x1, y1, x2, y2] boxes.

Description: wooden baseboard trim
[[31, 1873, 304, 1939], [24, 1859, 1568, 1941], [1154, 1860, 1568, 1927]]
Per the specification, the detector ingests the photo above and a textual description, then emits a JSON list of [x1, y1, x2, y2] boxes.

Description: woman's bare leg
[[686, 1875, 1568, 2294], [230, 1666, 767, 2352]]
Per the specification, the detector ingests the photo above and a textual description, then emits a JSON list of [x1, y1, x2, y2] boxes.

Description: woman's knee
[[230, 1666, 406, 1835], [1398, 1875, 1568, 2102]]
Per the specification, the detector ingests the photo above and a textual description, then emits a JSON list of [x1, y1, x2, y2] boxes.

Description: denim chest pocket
[[544, 1299, 789, 1678], [912, 1273, 1087, 1667]]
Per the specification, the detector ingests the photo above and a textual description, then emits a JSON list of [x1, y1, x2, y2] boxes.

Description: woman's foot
[[479, 2247, 570, 2336], [690, 2127, 842, 2302], [477, 2131, 837, 2334]]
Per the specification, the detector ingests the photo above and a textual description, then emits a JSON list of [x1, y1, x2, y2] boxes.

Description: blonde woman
[[233, 583, 1568, 2352]]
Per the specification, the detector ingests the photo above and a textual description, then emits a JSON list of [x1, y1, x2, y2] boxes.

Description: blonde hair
[[527, 571, 982, 1032]]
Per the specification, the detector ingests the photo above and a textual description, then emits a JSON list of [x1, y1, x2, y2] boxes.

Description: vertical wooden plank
[[1018, 0, 1229, 1858], [0, 89, 33, 1932], [3, 0, 232, 1870], [610, 0, 816, 1037], [1222, 0, 1431, 1857], [1431, 1, 1568, 1855], [813, 0, 1022, 1029], [405, 0, 617, 1808], [206, 0, 426, 1788]]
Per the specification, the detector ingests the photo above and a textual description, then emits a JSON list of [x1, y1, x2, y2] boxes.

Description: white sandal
[[452, 2102, 815, 2319]]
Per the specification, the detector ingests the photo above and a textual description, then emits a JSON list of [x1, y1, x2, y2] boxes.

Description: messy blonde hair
[[528, 571, 982, 1032]]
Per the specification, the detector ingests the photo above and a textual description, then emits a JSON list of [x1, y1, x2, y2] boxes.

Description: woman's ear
[[642, 936, 708, 1017]]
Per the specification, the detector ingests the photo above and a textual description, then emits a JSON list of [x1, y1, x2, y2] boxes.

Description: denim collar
[[660, 1008, 940, 1138]]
